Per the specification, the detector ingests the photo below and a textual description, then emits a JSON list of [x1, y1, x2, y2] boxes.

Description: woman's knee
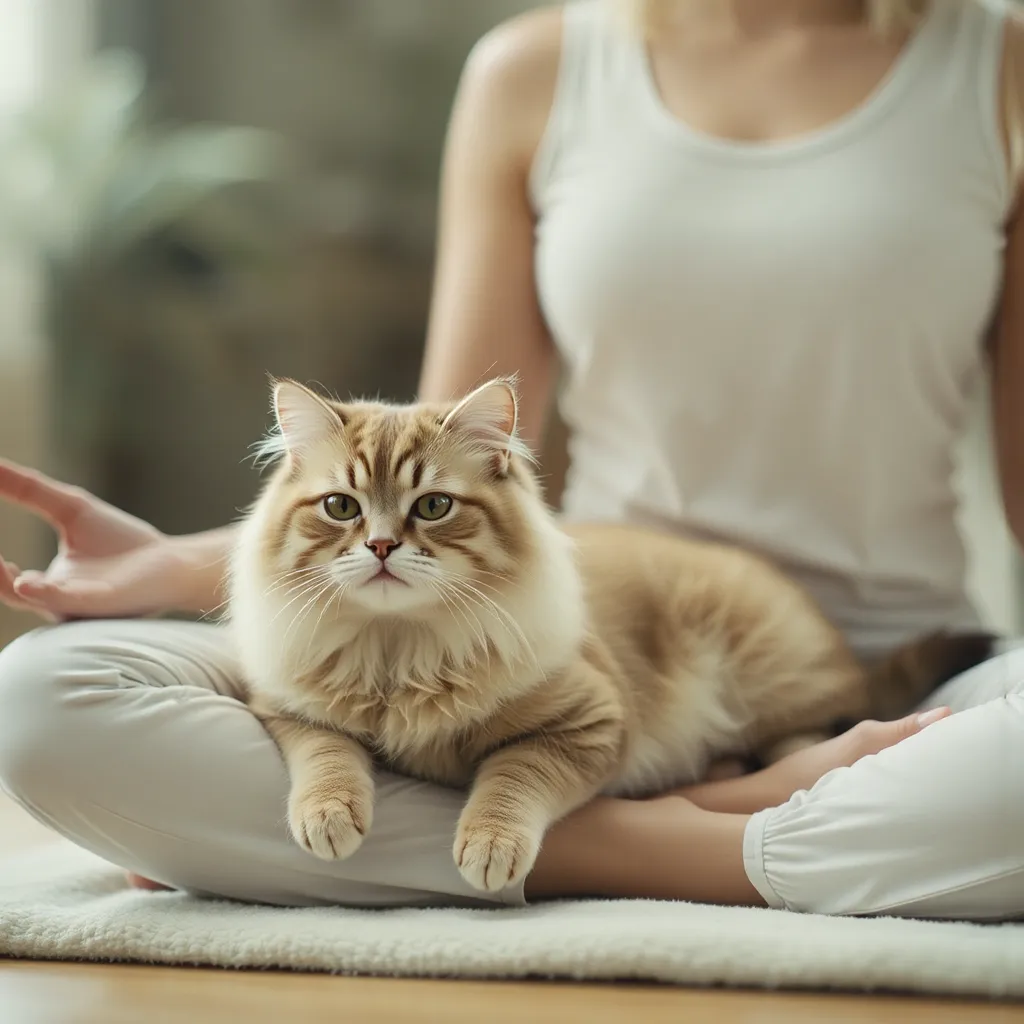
[[870, 694, 1024, 837], [924, 645, 1024, 711], [756, 695, 1024, 918], [0, 623, 111, 799]]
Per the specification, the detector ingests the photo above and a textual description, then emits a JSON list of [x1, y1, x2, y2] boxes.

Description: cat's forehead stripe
[[372, 427, 393, 484], [348, 452, 371, 492], [334, 413, 442, 493], [391, 445, 420, 482]]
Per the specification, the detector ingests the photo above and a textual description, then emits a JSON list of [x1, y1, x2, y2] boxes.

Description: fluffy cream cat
[[229, 378, 990, 893]]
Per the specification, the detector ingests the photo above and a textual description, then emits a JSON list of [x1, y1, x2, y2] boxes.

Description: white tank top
[[530, 0, 1013, 659]]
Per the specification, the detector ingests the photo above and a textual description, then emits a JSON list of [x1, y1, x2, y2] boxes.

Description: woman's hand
[[0, 458, 215, 622], [673, 708, 953, 814], [760, 709, 952, 803]]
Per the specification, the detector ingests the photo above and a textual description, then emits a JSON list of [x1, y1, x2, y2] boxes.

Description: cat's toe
[[454, 821, 541, 893], [289, 788, 373, 861]]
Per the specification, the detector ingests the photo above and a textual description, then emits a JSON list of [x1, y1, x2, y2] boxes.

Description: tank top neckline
[[630, 0, 946, 163]]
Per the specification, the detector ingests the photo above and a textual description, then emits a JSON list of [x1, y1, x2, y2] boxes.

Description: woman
[[2, 0, 1024, 918]]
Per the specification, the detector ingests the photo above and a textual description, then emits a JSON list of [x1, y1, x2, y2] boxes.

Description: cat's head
[[246, 377, 545, 618]]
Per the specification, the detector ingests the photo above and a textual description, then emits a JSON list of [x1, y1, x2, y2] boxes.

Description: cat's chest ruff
[[280, 644, 501, 777], [312, 683, 486, 787]]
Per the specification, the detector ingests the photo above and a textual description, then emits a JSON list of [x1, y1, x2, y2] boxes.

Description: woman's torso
[[530, 0, 1014, 659]]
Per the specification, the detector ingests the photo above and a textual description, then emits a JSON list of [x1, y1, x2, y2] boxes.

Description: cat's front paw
[[288, 782, 374, 861], [454, 815, 543, 893]]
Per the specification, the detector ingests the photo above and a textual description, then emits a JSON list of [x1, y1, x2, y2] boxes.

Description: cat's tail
[[864, 630, 997, 720]]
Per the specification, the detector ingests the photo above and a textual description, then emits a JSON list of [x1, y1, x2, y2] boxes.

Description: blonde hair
[[626, 0, 1024, 188], [626, 0, 928, 38]]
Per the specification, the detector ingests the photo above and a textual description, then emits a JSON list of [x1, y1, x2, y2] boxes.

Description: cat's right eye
[[324, 493, 361, 522]]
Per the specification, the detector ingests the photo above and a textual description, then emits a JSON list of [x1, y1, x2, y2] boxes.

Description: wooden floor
[[1, 794, 1021, 1023]]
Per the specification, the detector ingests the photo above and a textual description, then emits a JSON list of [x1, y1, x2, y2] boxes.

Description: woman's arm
[[525, 711, 949, 903], [418, 10, 563, 451], [991, 207, 1024, 548], [166, 526, 238, 615], [670, 710, 949, 814], [526, 794, 762, 905], [991, 18, 1024, 548]]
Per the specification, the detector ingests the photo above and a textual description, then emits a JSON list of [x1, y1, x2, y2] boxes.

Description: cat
[[228, 376, 992, 893]]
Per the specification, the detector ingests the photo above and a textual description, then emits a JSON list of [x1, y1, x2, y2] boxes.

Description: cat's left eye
[[412, 493, 453, 521], [324, 493, 361, 521]]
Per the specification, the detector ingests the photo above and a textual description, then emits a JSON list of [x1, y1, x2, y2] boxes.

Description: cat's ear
[[272, 379, 345, 455], [441, 378, 523, 474]]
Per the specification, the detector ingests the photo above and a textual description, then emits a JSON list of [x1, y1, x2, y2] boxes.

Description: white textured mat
[[1, 842, 1022, 997]]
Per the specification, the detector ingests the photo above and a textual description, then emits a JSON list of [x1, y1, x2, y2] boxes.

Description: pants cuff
[[743, 807, 786, 910]]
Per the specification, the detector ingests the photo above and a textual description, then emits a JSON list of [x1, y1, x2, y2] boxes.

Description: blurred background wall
[[0, 0, 1019, 647], [34, 0, 542, 534], [0, 0, 95, 644]]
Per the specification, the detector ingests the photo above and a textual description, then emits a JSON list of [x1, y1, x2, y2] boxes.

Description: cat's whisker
[[271, 563, 327, 581], [430, 587, 477, 657], [430, 578, 489, 654], [441, 565, 515, 598], [262, 574, 329, 608], [303, 578, 351, 662], [456, 593, 536, 671], [268, 574, 333, 626], [304, 584, 342, 648], [278, 577, 338, 639], [271, 574, 331, 603], [455, 565, 515, 588], [430, 572, 485, 625], [446, 575, 539, 671], [262, 565, 330, 598], [267, 563, 328, 585], [281, 586, 337, 649], [429, 571, 499, 645], [197, 596, 232, 623]]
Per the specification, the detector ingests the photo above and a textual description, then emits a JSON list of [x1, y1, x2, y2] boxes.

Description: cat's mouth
[[365, 565, 409, 587]]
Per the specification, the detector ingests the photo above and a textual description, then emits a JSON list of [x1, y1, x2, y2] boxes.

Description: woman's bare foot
[[126, 872, 173, 891]]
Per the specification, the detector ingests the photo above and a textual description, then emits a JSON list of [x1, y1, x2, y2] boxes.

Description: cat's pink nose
[[366, 538, 401, 561]]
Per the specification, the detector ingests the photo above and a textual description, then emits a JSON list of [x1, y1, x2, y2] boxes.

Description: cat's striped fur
[[229, 378, 991, 893]]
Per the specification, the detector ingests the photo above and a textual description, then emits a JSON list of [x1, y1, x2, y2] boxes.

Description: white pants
[[0, 620, 1022, 918]]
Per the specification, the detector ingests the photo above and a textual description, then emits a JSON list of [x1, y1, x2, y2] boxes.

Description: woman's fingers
[[13, 574, 111, 618], [915, 706, 952, 729], [0, 559, 24, 607], [855, 707, 952, 758], [0, 458, 84, 535], [0, 559, 58, 621]]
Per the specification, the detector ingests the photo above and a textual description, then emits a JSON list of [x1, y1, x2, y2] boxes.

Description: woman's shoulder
[[468, 6, 565, 83], [455, 7, 566, 175]]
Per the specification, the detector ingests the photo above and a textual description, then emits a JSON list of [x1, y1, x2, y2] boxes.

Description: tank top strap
[[929, 0, 1012, 210], [952, 0, 1009, 96], [529, 0, 638, 211]]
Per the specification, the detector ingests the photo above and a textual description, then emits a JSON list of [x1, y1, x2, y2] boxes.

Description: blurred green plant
[[0, 48, 288, 267], [0, 48, 292, 491]]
